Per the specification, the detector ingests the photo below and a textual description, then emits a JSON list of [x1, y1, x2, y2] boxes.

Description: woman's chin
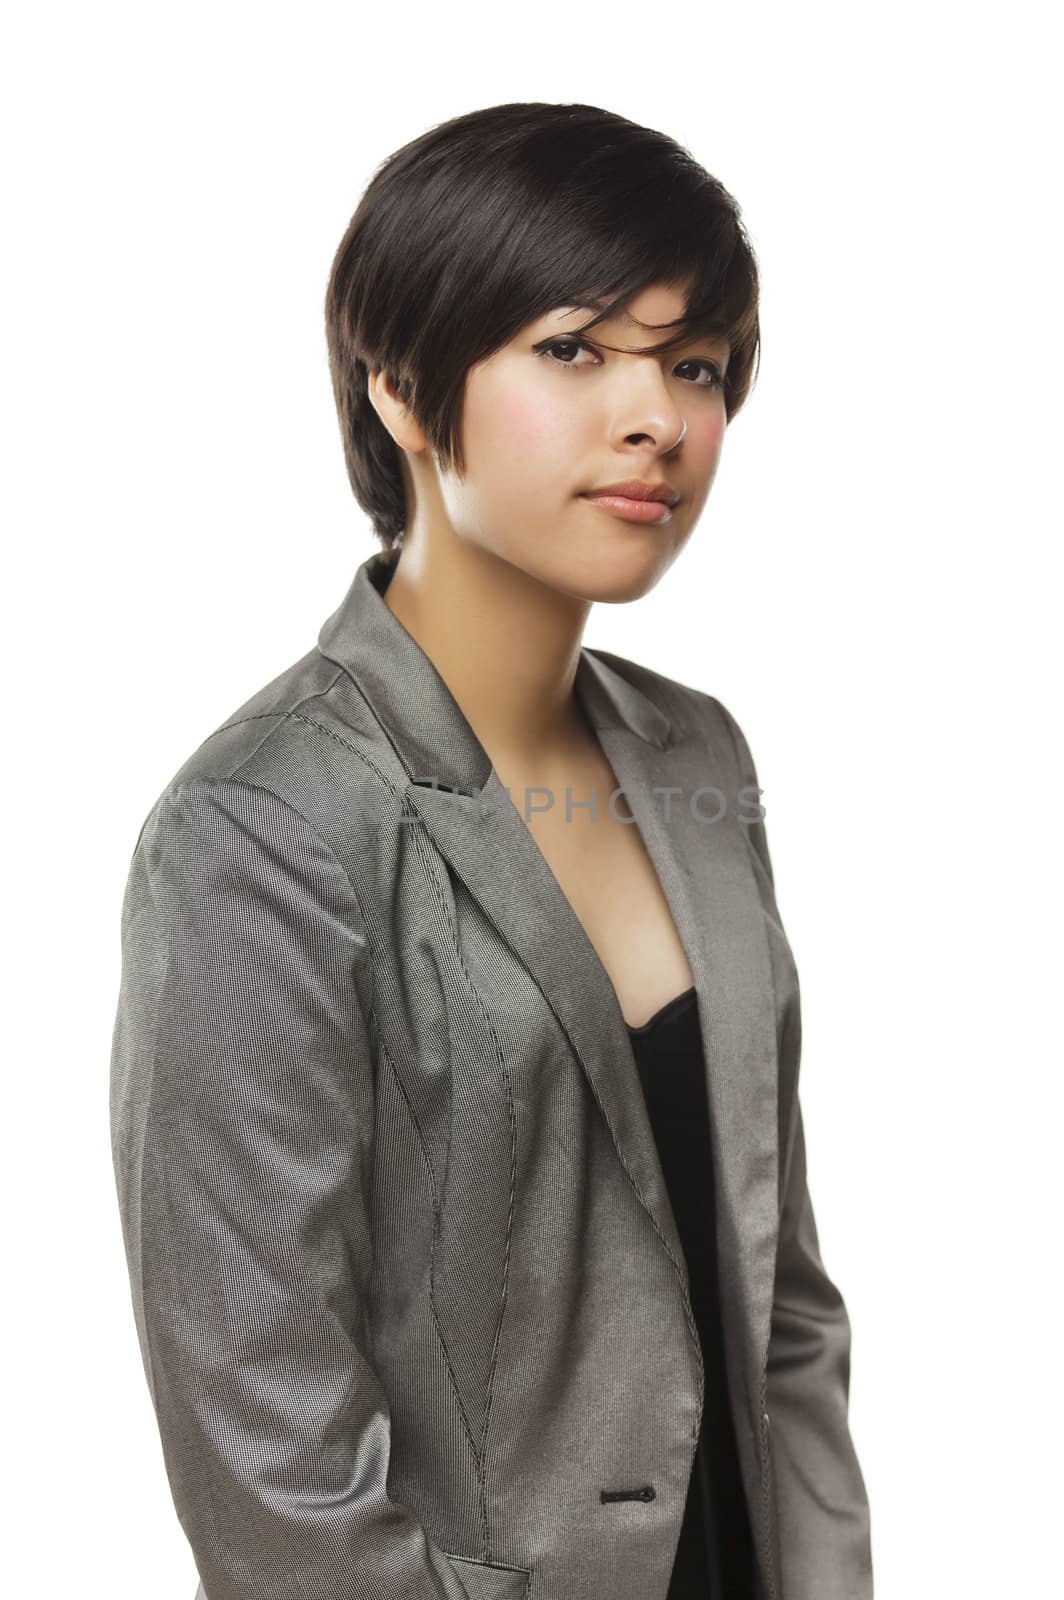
[[544, 542, 681, 606]]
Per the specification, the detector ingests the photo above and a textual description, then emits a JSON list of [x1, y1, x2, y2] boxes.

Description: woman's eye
[[676, 359, 725, 390], [537, 338, 723, 388], [538, 337, 596, 368]]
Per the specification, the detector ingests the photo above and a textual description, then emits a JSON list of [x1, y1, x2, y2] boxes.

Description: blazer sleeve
[[109, 776, 471, 1600], [715, 702, 875, 1600]]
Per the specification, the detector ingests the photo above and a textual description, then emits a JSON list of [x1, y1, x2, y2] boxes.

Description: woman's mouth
[[579, 493, 675, 526]]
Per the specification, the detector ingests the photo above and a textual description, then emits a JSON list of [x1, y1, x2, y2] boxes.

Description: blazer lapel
[[590, 715, 782, 1399], [318, 553, 780, 1409]]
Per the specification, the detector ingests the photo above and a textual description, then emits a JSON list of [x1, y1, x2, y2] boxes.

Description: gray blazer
[[109, 549, 873, 1600]]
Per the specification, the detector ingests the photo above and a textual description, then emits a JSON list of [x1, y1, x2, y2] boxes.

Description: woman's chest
[[509, 754, 695, 1031]]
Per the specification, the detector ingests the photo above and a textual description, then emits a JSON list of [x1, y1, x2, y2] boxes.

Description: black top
[[626, 986, 756, 1600]]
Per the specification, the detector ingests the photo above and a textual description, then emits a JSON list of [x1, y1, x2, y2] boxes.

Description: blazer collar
[[316, 550, 674, 795]]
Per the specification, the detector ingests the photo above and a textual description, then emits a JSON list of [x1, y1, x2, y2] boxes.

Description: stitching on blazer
[[371, 1022, 487, 1505], [200, 662, 347, 752], [208, 706, 400, 782], [162, 774, 494, 1552], [283, 693, 520, 1562], [442, 1549, 532, 1597], [215, 693, 514, 1563], [201, 662, 403, 793], [402, 813, 517, 1563]]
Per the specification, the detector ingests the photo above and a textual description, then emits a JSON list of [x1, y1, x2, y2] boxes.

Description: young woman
[[110, 102, 873, 1600]]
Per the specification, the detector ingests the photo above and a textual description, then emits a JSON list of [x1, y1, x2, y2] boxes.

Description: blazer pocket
[[443, 1551, 533, 1599]]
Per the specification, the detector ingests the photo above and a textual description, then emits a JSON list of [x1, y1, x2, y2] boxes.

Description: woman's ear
[[366, 368, 429, 455]]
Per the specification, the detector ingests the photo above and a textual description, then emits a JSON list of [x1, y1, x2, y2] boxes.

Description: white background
[[3, 3, 1059, 1595]]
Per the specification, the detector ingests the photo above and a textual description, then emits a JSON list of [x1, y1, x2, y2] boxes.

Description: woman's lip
[[580, 492, 674, 525]]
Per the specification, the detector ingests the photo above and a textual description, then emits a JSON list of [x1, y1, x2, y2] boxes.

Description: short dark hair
[[324, 102, 761, 556]]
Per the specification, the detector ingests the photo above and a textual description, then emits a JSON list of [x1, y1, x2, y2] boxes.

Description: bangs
[[405, 105, 758, 365]]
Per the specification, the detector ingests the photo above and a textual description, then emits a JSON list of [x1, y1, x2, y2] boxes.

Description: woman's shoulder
[[131, 639, 403, 862]]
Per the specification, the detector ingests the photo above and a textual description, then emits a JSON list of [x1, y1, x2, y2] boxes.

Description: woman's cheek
[[690, 406, 727, 459], [497, 387, 576, 463], [685, 411, 726, 486]]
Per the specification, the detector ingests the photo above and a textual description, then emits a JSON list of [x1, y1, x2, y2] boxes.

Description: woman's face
[[438, 280, 731, 603]]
